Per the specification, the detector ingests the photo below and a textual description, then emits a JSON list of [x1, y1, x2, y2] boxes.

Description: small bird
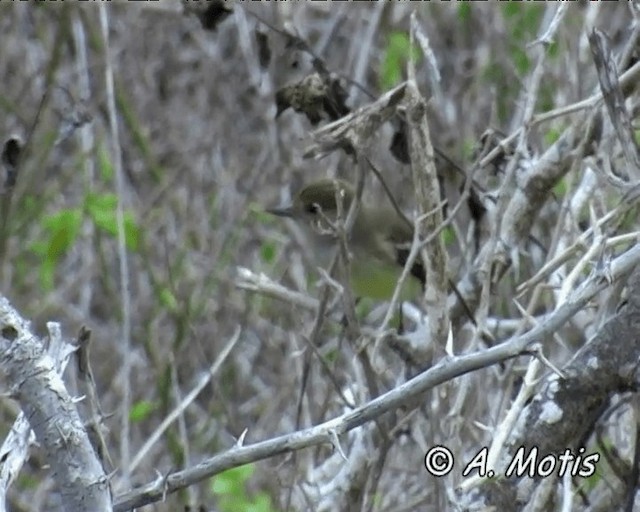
[[267, 178, 425, 301]]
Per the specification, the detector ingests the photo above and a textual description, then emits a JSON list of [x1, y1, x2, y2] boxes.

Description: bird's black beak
[[265, 205, 294, 218]]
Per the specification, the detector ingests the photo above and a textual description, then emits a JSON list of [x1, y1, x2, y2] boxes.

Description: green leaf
[[553, 177, 567, 197], [32, 208, 83, 289], [85, 193, 116, 227], [502, 4, 542, 38], [212, 464, 255, 497], [249, 202, 274, 224], [461, 139, 476, 160], [97, 143, 114, 182], [123, 213, 140, 251], [544, 127, 562, 146], [129, 400, 156, 423], [512, 47, 531, 75], [159, 287, 179, 312], [30, 240, 48, 257], [211, 464, 277, 512], [442, 226, 456, 246], [323, 348, 340, 365], [217, 495, 244, 512], [85, 193, 140, 251], [537, 84, 555, 113], [42, 209, 82, 258], [260, 241, 276, 264], [457, 4, 471, 22], [501, 3, 521, 19], [380, 32, 419, 91], [246, 493, 273, 512], [501, 4, 543, 76], [39, 258, 56, 291]]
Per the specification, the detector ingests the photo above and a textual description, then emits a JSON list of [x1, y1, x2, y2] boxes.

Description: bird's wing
[[364, 210, 427, 288]]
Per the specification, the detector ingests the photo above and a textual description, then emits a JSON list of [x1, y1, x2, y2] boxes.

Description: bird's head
[[267, 179, 355, 230]]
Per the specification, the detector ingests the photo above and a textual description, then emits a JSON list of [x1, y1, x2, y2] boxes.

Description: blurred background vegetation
[[0, 2, 637, 511]]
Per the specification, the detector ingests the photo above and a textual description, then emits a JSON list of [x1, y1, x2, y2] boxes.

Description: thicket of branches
[[1, 3, 640, 511]]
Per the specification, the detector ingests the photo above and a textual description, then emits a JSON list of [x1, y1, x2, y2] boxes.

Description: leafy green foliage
[[85, 193, 140, 251], [482, 4, 547, 123], [380, 32, 420, 91], [553, 177, 568, 198], [457, 4, 471, 23], [546, 40, 559, 59], [537, 84, 556, 113], [260, 241, 276, 265], [97, 143, 114, 182], [442, 225, 455, 246], [249, 202, 276, 225], [323, 347, 340, 365], [511, 47, 531, 76], [544, 127, 562, 146], [30, 192, 141, 290], [159, 286, 179, 313], [501, 4, 543, 75], [129, 400, 157, 423], [30, 208, 82, 290], [211, 464, 276, 512]]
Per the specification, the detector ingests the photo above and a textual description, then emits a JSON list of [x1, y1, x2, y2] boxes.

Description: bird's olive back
[[296, 179, 354, 215]]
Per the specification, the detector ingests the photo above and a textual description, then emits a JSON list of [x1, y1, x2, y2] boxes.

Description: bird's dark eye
[[306, 203, 320, 214]]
